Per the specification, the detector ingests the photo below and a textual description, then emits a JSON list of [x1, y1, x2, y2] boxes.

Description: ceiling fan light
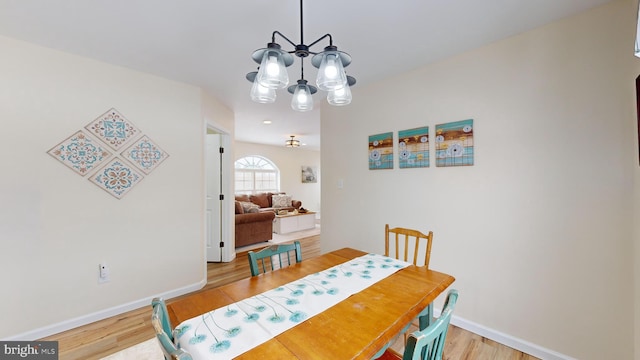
[[250, 77, 277, 103], [256, 49, 289, 89], [286, 136, 301, 147], [327, 83, 352, 106], [291, 81, 314, 112]]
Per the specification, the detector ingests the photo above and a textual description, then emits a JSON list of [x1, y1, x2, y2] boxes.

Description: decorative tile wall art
[[398, 126, 430, 168], [90, 157, 144, 199], [121, 135, 169, 174], [47, 108, 170, 199], [85, 108, 140, 150], [47, 130, 112, 175], [369, 132, 394, 170], [435, 119, 474, 167]]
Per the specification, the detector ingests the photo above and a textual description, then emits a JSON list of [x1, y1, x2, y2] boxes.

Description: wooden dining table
[[167, 247, 455, 359]]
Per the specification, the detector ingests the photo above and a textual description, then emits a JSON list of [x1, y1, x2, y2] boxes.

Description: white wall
[[235, 142, 321, 216], [0, 35, 212, 339], [321, 1, 638, 359]]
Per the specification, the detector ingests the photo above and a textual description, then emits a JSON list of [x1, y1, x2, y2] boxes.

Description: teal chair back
[[151, 297, 193, 360], [403, 289, 458, 360], [248, 240, 302, 276]]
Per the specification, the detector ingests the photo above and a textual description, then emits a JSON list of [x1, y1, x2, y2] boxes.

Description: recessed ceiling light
[[263, 120, 272, 125]]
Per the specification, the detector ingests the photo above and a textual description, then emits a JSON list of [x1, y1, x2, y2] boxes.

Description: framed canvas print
[[435, 119, 474, 167], [301, 166, 318, 183], [369, 132, 394, 170], [398, 126, 429, 168]]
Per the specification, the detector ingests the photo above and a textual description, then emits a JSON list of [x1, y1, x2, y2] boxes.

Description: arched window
[[234, 156, 280, 194]]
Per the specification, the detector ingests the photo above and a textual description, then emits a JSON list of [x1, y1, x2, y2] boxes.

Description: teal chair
[[377, 289, 458, 360], [248, 240, 302, 276], [151, 298, 193, 360]]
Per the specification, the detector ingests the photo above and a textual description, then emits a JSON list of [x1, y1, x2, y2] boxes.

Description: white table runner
[[174, 253, 410, 359]]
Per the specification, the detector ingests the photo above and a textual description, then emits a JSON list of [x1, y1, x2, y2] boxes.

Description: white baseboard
[[4, 280, 206, 341], [434, 308, 575, 360]]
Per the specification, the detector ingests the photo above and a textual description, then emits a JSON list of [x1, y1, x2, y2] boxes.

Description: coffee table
[[273, 211, 315, 234]]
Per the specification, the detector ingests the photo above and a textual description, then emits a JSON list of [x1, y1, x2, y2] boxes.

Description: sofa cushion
[[272, 194, 292, 208], [249, 193, 270, 208], [234, 201, 244, 214], [235, 194, 250, 202], [235, 210, 275, 225]]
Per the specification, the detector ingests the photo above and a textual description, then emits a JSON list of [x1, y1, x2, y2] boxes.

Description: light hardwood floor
[[41, 235, 537, 359]]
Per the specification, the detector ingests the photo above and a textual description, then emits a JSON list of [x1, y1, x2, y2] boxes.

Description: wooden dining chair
[[248, 240, 302, 276], [377, 289, 458, 360], [385, 224, 434, 268], [151, 298, 193, 360], [385, 224, 435, 330]]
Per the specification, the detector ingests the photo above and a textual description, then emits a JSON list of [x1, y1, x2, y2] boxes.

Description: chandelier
[[246, 0, 356, 112], [285, 135, 301, 148]]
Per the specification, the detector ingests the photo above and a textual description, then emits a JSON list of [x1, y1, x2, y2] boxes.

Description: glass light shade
[[316, 52, 347, 91], [256, 50, 289, 89], [291, 82, 313, 112], [250, 78, 276, 103], [327, 84, 352, 106]]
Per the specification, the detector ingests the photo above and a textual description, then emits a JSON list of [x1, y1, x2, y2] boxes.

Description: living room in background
[[235, 155, 280, 194]]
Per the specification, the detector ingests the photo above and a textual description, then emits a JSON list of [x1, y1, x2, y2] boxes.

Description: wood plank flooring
[[41, 235, 537, 359]]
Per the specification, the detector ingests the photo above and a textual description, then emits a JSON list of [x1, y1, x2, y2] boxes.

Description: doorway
[[205, 128, 233, 262]]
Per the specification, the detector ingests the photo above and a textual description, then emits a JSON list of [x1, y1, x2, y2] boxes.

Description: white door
[[205, 134, 222, 262]]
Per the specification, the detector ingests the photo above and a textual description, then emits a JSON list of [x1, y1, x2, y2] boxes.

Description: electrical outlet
[[98, 263, 110, 283]]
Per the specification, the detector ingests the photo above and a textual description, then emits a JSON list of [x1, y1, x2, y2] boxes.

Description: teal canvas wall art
[[398, 126, 429, 168], [369, 132, 393, 170], [435, 119, 474, 167]]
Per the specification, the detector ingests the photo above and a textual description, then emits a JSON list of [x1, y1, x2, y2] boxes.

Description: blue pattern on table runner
[[174, 253, 411, 359]]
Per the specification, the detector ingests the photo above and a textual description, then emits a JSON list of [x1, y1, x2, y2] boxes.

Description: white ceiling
[[0, 0, 613, 150]]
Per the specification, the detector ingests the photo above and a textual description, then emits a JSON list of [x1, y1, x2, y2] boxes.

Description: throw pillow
[[272, 194, 292, 208], [240, 201, 260, 213], [234, 201, 244, 214], [267, 192, 285, 206]]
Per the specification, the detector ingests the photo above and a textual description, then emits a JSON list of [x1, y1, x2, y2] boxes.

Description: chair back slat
[[248, 240, 302, 276], [385, 224, 434, 267]]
